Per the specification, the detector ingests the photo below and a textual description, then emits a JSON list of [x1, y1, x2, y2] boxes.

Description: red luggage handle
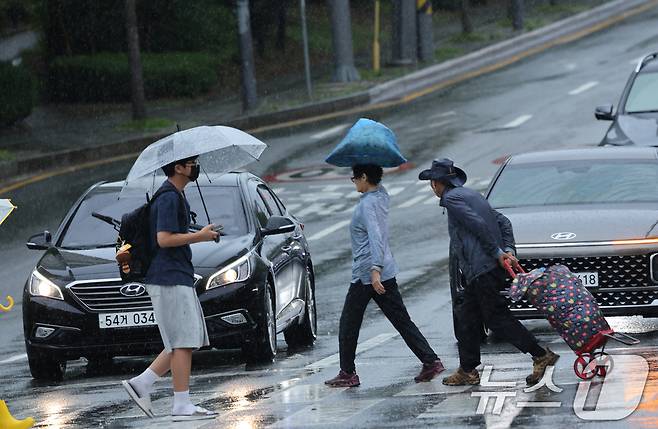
[[503, 260, 525, 278]]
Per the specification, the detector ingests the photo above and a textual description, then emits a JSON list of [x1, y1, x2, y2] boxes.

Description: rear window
[[60, 186, 247, 248], [625, 71, 658, 113], [488, 160, 658, 208]]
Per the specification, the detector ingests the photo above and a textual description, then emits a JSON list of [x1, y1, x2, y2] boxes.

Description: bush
[[41, 0, 237, 58], [48, 52, 222, 102], [0, 62, 35, 126]]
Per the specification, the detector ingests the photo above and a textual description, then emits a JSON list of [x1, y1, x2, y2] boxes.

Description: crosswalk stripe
[[306, 220, 351, 241], [568, 81, 598, 95], [305, 332, 398, 369]]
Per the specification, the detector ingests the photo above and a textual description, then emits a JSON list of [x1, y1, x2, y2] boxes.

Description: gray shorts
[[146, 284, 210, 353]]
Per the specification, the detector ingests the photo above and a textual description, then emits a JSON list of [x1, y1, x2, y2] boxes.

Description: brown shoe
[[526, 347, 560, 385], [442, 367, 480, 386], [414, 360, 446, 382]]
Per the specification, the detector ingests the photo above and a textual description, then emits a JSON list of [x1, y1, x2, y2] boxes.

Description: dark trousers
[[338, 277, 438, 373], [454, 268, 542, 372]]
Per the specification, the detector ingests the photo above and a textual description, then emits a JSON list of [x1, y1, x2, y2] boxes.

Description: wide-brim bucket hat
[[418, 158, 467, 187]]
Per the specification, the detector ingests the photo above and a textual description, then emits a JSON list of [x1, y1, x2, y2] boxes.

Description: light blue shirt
[[350, 185, 399, 284]]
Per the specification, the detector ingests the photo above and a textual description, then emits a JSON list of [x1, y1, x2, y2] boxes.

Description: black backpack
[[116, 187, 186, 282]]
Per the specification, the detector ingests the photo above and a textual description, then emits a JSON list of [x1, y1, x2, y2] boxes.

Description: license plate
[[99, 311, 157, 329], [575, 272, 599, 288]]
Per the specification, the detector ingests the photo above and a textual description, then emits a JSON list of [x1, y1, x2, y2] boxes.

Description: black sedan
[[596, 52, 658, 147], [22, 172, 317, 380]]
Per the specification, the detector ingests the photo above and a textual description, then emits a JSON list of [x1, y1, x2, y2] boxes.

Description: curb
[[2, 0, 656, 191], [369, 0, 658, 103]]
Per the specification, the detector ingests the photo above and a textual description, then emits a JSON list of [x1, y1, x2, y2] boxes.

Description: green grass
[[117, 117, 175, 132], [449, 32, 487, 44], [0, 149, 15, 161], [435, 46, 465, 62]]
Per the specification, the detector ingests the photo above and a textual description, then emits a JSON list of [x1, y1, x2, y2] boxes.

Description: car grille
[[68, 281, 153, 313], [510, 254, 658, 310], [521, 254, 651, 289]]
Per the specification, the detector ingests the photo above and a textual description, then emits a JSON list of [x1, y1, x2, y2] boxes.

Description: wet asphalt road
[[3, 7, 658, 428]]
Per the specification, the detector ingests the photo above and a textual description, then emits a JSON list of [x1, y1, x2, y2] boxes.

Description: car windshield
[[60, 186, 248, 248], [488, 160, 658, 208], [625, 71, 658, 113]]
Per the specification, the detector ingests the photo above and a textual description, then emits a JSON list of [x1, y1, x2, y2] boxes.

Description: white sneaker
[[121, 380, 155, 418], [171, 405, 217, 422]]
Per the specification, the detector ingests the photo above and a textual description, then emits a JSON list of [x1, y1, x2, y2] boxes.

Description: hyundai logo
[[551, 232, 577, 241], [119, 283, 146, 297]]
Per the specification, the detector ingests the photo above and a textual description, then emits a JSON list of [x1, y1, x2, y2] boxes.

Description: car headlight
[[29, 270, 64, 300], [206, 254, 251, 290]]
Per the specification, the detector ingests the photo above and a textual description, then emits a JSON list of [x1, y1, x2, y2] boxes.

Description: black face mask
[[187, 164, 200, 182]]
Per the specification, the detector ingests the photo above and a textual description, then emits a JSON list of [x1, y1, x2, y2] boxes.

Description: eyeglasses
[[185, 161, 199, 167]]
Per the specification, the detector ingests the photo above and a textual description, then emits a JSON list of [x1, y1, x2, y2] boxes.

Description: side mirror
[[26, 231, 52, 250], [261, 216, 295, 237], [595, 104, 614, 121]]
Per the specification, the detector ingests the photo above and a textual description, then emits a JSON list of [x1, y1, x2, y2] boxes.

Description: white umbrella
[[0, 199, 16, 226], [120, 125, 267, 198]]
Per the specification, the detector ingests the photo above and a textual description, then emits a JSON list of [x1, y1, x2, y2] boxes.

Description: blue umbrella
[[325, 118, 407, 168]]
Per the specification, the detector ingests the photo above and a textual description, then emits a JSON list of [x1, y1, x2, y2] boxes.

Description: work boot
[[324, 370, 360, 387], [526, 347, 560, 385], [414, 359, 446, 382], [442, 367, 480, 386]]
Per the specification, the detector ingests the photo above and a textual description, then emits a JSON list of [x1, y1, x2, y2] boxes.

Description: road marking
[[310, 124, 349, 140], [305, 332, 398, 369], [501, 114, 532, 129], [269, 399, 382, 427], [0, 353, 27, 364], [429, 110, 456, 120], [568, 81, 599, 95], [428, 119, 456, 129], [306, 219, 351, 242], [397, 195, 428, 208], [423, 196, 438, 205]]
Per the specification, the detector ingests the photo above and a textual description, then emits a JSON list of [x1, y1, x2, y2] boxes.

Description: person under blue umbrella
[[324, 119, 445, 387]]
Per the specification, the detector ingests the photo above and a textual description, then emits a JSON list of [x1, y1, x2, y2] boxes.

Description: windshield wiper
[[91, 212, 121, 232], [628, 109, 658, 114]]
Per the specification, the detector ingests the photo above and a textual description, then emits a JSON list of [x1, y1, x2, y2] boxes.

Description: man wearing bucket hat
[[420, 159, 559, 386]]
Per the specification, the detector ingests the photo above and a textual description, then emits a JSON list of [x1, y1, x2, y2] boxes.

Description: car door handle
[[281, 245, 292, 252]]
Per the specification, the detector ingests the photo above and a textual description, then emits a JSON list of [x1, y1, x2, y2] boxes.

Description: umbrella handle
[[0, 295, 14, 312], [503, 260, 525, 278]]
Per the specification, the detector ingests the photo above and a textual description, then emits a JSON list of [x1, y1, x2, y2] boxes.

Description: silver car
[[483, 147, 658, 318]]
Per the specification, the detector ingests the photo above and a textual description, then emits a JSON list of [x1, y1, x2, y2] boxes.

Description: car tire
[[86, 356, 113, 376], [284, 266, 317, 348], [28, 350, 66, 381], [243, 281, 277, 364]]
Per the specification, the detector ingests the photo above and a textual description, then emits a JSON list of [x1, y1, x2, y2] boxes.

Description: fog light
[[35, 326, 56, 339], [221, 313, 247, 325]]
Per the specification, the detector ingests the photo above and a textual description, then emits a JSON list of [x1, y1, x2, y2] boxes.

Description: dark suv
[[23, 172, 317, 380], [596, 52, 658, 147]]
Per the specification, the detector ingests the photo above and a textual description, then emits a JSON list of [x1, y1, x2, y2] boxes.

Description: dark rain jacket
[[440, 186, 516, 284]]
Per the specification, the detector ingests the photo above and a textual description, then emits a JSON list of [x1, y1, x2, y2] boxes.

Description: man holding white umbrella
[[120, 126, 267, 420]]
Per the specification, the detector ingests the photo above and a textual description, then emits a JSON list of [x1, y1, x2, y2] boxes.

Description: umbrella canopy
[[325, 118, 407, 168], [121, 126, 267, 198], [0, 199, 16, 226]]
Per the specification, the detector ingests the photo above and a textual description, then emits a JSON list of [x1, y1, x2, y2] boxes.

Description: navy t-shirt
[[145, 180, 194, 287]]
